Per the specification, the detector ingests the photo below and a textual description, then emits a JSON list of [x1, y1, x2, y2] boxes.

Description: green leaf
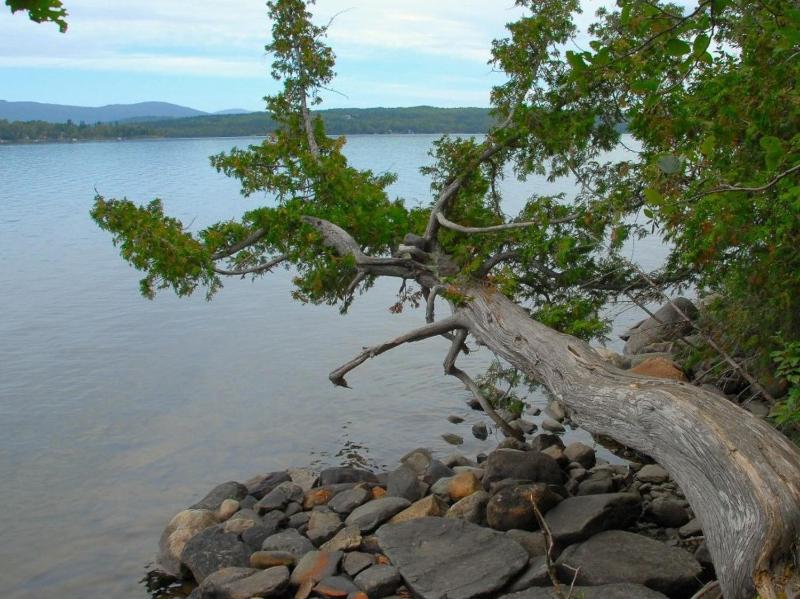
[[692, 34, 711, 56], [760, 135, 784, 170], [665, 38, 691, 56], [566, 50, 586, 71], [631, 78, 660, 93], [644, 188, 663, 204]]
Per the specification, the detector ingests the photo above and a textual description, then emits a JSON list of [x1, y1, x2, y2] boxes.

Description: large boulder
[[386, 464, 427, 502], [180, 525, 251, 583], [556, 530, 702, 597], [344, 497, 411, 532], [318, 467, 378, 486], [498, 583, 669, 599], [446, 490, 489, 525], [245, 472, 292, 500], [198, 565, 290, 599], [376, 517, 528, 599], [544, 493, 641, 546], [190, 481, 249, 511], [483, 450, 563, 489], [486, 484, 563, 531], [621, 298, 698, 355], [630, 357, 688, 382], [157, 509, 219, 577]]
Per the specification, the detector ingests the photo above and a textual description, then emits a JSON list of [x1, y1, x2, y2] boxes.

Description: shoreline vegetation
[[0, 107, 498, 144]]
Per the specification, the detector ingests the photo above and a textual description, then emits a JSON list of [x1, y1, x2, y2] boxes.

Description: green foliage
[[475, 360, 527, 418], [5, 0, 67, 31], [771, 340, 800, 428]]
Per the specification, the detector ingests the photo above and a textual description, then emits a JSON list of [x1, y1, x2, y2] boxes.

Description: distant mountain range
[[0, 100, 252, 123]]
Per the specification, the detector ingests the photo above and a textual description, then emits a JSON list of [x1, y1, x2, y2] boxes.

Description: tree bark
[[456, 283, 800, 599]]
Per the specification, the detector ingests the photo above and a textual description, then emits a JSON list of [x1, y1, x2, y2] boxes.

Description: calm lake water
[[0, 134, 666, 598]]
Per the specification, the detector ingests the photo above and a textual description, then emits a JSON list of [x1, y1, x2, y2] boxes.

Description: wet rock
[[240, 511, 287, 551], [472, 422, 489, 440], [255, 481, 304, 514], [343, 551, 375, 577], [421, 459, 455, 485], [541, 418, 565, 433], [320, 524, 362, 553], [442, 433, 464, 446], [510, 419, 537, 435], [328, 485, 372, 515], [180, 525, 251, 583], [345, 497, 411, 533], [483, 449, 564, 489], [647, 497, 691, 528], [486, 483, 563, 531], [249, 550, 296, 569], [544, 493, 642, 546], [400, 448, 433, 475], [354, 564, 402, 598], [563, 442, 596, 469], [447, 415, 465, 424], [505, 530, 546, 558], [314, 576, 359, 598], [290, 550, 343, 587], [540, 445, 568, 468], [389, 495, 448, 524], [504, 556, 549, 591], [158, 509, 219, 577], [446, 490, 489, 525], [630, 357, 688, 381], [556, 530, 702, 597], [467, 397, 483, 410], [307, 509, 344, 546], [442, 454, 474, 468], [190, 481, 249, 511], [386, 465, 426, 502], [288, 468, 319, 493], [319, 467, 378, 487], [498, 583, 669, 598], [261, 529, 314, 558], [448, 470, 482, 501], [245, 472, 292, 501], [529, 434, 564, 452], [376, 517, 528, 599], [637, 464, 669, 484]]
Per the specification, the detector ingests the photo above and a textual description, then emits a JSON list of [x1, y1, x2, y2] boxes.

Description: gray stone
[[563, 442, 596, 469], [442, 453, 475, 468], [541, 418, 565, 433], [328, 485, 372, 515], [288, 511, 311, 529], [529, 434, 564, 452], [354, 564, 402, 598], [343, 551, 375, 577], [158, 509, 219, 577], [211, 565, 290, 598], [447, 415, 465, 424], [577, 477, 615, 495], [545, 400, 566, 422], [498, 437, 529, 451], [544, 493, 642, 546], [647, 497, 691, 528], [386, 465, 426, 502], [446, 490, 489, 525], [241, 511, 287, 551], [556, 530, 702, 597], [180, 525, 251, 583], [319, 467, 378, 486], [504, 556, 549, 591], [422, 459, 455, 485], [345, 497, 411, 532], [472, 422, 489, 440], [290, 550, 343, 587], [637, 464, 670, 484], [483, 449, 564, 489], [196, 567, 256, 598], [190, 481, 249, 511], [320, 524, 362, 553], [442, 433, 464, 446], [429, 476, 452, 497], [505, 530, 546, 558], [287, 467, 319, 493], [510, 419, 537, 434], [498, 583, 669, 599], [486, 483, 563, 531], [245, 472, 292, 500], [307, 509, 344, 546], [314, 575, 359, 597], [261, 529, 314, 558], [621, 297, 697, 355], [678, 518, 702, 538], [254, 481, 304, 514], [400, 448, 433, 475], [376, 517, 528, 599]]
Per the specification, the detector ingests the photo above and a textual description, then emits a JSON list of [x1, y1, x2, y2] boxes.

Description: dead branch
[[212, 255, 287, 276], [211, 228, 267, 260], [435, 211, 578, 235]]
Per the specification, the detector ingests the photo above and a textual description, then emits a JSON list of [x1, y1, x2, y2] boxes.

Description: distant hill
[[0, 106, 497, 143], [0, 100, 217, 123]]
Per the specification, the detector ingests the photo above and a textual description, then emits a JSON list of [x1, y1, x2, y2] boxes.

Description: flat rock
[[246, 472, 292, 500], [190, 481, 249, 511], [541, 418, 565, 433], [254, 481, 304, 514], [445, 490, 489, 525], [319, 467, 378, 487], [307, 509, 344, 546], [249, 550, 296, 569], [400, 448, 433, 475], [556, 530, 702, 597], [313, 575, 359, 598], [621, 298, 697, 355], [354, 564, 402, 598], [637, 464, 670, 484], [498, 583, 669, 599], [375, 517, 528, 599], [505, 530, 546, 558], [290, 550, 343, 587], [447, 415, 465, 424], [678, 518, 703, 538], [240, 511, 287, 551], [544, 493, 641, 546], [180, 525, 251, 583], [261, 529, 314, 557], [510, 419, 537, 434], [345, 497, 411, 532], [529, 434, 563, 452], [197, 567, 257, 598], [483, 450, 563, 489], [630, 357, 687, 381], [448, 470, 482, 501], [563, 442, 596, 469], [389, 495, 447, 524], [320, 524, 362, 553], [442, 433, 464, 446], [343, 551, 375, 577], [386, 465, 426, 502], [328, 485, 372, 515], [421, 459, 455, 485], [545, 400, 566, 422], [504, 556, 549, 591], [217, 565, 290, 598], [647, 497, 690, 528]]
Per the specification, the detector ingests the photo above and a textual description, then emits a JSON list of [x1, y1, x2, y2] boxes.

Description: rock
[[400, 448, 433, 475], [466, 397, 483, 410], [544, 493, 642, 546], [694, 541, 714, 569], [557, 530, 702, 597], [354, 564, 402, 598], [180, 525, 251, 583], [307, 509, 344, 546], [241, 511, 287, 551], [223, 509, 260, 535], [446, 490, 489, 524], [254, 481, 304, 514], [540, 445, 568, 468], [486, 483, 563, 531], [483, 449, 564, 489], [249, 550, 296, 569], [443, 453, 474, 468], [678, 518, 702, 538], [245, 472, 292, 501], [472, 422, 489, 440], [343, 551, 375, 577], [429, 476, 452, 497], [505, 530, 546, 558], [629, 352, 675, 367], [504, 556, 549, 591], [498, 583, 669, 598], [319, 467, 378, 487], [577, 477, 615, 495], [513, 419, 537, 434], [621, 297, 697, 355], [217, 499, 240, 521], [314, 576, 359, 598], [421, 459, 455, 485], [261, 529, 314, 558], [745, 399, 771, 418], [389, 495, 448, 524], [630, 357, 688, 381], [290, 550, 343, 587], [447, 471, 482, 501], [442, 433, 464, 446], [497, 437, 529, 451], [327, 485, 372, 515], [447, 415, 465, 424], [196, 567, 255, 598], [345, 497, 411, 532], [320, 524, 362, 553], [647, 497, 691, 528], [453, 465, 483, 479], [190, 481, 249, 511], [594, 346, 631, 369], [637, 464, 669, 484], [288, 511, 311, 530], [222, 566, 290, 598], [386, 465, 426, 502], [158, 509, 219, 577], [545, 400, 566, 422], [371, 486, 387, 500], [376, 517, 528, 599], [288, 468, 319, 493], [540, 418, 565, 433], [563, 442, 595, 469], [529, 434, 564, 452]]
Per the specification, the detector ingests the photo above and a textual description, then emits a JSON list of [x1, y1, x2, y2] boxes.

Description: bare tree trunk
[[457, 284, 800, 599]]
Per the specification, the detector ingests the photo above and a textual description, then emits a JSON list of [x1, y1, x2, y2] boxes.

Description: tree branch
[[212, 255, 287, 276], [211, 228, 267, 260], [694, 162, 800, 198], [436, 211, 578, 235], [329, 316, 464, 387]]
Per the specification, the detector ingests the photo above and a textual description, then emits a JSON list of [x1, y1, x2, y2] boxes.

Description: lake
[[0, 134, 666, 598]]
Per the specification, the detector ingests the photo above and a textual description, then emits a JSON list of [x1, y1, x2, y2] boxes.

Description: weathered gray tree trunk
[[456, 284, 800, 599]]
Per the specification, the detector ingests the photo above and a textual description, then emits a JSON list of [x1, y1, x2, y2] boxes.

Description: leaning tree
[[92, 1, 800, 597]]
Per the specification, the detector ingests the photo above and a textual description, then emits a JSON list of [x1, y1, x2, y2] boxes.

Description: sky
[[0, 1, 611, 112]]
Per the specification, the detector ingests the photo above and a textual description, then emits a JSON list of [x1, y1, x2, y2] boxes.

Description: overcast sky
[[1, 1, 612, 111]]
